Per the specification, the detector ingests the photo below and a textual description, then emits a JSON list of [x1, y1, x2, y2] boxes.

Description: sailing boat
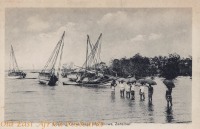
[[38, 31, 65, 86], [8, 45, 26, 79], [63, 33, 111, 86]]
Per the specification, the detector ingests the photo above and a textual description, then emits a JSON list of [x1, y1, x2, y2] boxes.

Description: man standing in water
[[120, 81, 125, 97], [166, 87, 173, 107], [147, 84, 154, 103], [125, 82, 131, 98], [110, 79, 117, 92], [130, 82, 136, 100], [139, 84, 145, 100]]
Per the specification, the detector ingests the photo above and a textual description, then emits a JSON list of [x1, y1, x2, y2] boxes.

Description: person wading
[[120, 81, 125, 97], [147, 84, 154, 103], [130, 82, 136, 100], [139, 83, 145, 101], [166, 87, 173, 107], [110, 79, 117, 92], [125, 82, 131, 98]]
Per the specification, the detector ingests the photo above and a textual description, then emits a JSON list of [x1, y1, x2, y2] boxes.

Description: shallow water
[[5, 73, 191, 123]]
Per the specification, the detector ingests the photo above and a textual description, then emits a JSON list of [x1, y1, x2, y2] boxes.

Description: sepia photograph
[[4, 8, 192, 124]]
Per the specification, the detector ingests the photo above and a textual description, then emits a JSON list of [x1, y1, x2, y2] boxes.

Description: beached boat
[[63, 33, 112, 86], [38, 31, 65, 86], [7, 45, 26, 79], [63, 81, 111, 87]]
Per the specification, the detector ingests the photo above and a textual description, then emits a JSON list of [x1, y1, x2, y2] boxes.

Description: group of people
[[110, 79, 173, 106]]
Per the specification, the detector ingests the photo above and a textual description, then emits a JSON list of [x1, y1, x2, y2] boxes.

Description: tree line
[[101, 53, 192, 79]]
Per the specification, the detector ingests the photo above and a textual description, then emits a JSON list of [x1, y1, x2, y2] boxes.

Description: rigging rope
[[81, 33, 102, 70], [42, 42, 60, 72], [41, 31, 65, 75], [57, 31, 65, 78], [10, 45, 20, 72]]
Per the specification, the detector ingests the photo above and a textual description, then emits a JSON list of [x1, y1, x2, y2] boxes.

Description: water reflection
[[50, 87, 56, 90], [165, 106, 174, 123], [139, 100, 146, 112], [120, 95, 125, 99], [148, 102, 154, 123], [148, 102, 154, 112], [5, 76, 191, 123], [128, 100, 134, 107], [110, 91, 115, 103]]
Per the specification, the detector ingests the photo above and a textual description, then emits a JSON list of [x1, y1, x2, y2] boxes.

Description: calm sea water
[[5, 73, 191, 124]]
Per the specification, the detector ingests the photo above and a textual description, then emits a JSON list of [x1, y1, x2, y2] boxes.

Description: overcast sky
[[5, 8, 191, 70]]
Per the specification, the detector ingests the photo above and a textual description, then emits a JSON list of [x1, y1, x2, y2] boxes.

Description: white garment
[[131, 84, 135, 91], [145, 83, 150, 87], [140, 86, 145, 93], [125, 83, 130, 91], [111, 86, 115, 90], [120, 83, 125, 90]]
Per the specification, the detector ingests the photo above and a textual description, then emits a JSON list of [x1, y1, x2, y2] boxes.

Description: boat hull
[[63, 81, 111, 87], [63, 75, 112, 87], [7, 75, 22, 79], [38, 73, 58, 86], [38, 79, 58, 86], [39, 79, 49, 85], [7, 72, 26, 79]]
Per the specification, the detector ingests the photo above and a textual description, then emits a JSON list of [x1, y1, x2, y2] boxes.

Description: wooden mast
[[39, 31, 65, 86], [10, 45, 19, 72], [57, 31, 65, 79], [85, 35, 89, 71]]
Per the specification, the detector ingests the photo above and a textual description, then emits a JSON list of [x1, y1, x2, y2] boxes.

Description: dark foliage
[[107, 53, 192, 79]]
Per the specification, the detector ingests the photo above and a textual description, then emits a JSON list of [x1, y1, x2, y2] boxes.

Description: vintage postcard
[[0, 0, 200, 129]]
